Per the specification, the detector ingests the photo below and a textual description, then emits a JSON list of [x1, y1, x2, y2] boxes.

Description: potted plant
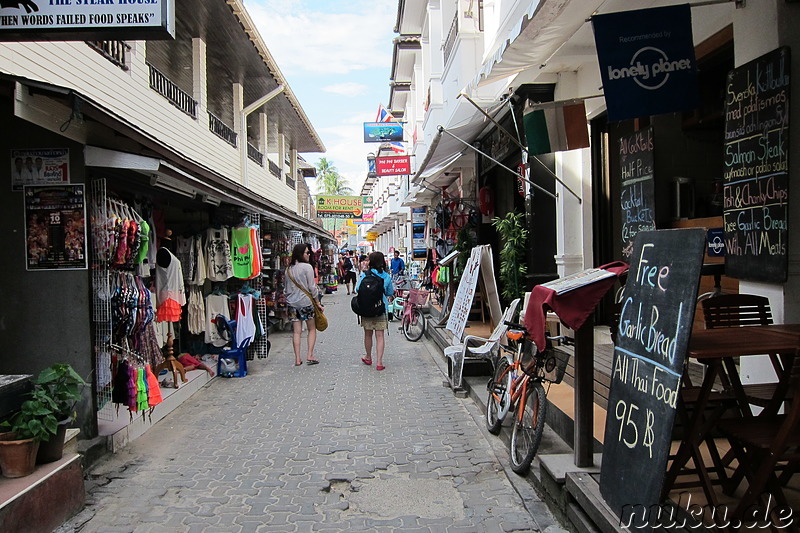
[[32, 363, 86, 463], [0, 387, 58, 477], [492, 211, 529, 305]]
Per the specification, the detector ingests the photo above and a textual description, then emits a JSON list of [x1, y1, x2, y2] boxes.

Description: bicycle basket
[[542, 349, 570, 384], [407, 289, 428, 306]]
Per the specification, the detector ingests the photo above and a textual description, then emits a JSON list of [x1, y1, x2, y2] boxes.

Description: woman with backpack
[[285, 243, 323, 366], [354, 251, 394, 371]]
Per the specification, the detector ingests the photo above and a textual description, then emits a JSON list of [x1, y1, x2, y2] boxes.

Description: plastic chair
[[215, 315, 251, 378], [445, 298, 520, 391]]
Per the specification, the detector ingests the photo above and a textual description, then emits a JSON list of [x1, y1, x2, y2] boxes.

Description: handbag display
[[286, 267, 328, 332]]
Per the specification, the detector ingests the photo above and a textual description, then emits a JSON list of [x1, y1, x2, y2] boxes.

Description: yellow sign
[[345, 219, 357, 228], [366, 232, 378, 241]]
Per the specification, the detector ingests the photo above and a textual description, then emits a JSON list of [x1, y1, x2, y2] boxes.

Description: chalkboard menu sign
[[723, 46, 790, 282], [600, 228, 705, 526], [620, 128, 656, 260]]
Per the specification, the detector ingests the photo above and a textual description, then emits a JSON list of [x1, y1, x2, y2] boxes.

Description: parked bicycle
[[486, 321, 570, 474], [392, 287, 427, 341]]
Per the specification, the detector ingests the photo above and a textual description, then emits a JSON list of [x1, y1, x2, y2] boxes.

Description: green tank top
[[231, 226, 253, 279]]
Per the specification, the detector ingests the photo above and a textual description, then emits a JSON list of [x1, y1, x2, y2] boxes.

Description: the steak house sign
[[0, 0, 174, 40]]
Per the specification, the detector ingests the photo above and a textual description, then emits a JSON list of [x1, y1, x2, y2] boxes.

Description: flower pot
[[0, 433, 40, 478], [36, 419, 69, 464]]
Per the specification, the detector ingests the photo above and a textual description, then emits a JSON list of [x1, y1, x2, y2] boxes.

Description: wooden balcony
[[147, 63, 197, 118], [208, 112, 237, 147]]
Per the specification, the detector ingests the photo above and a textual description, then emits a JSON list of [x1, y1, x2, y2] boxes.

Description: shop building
[[0, 0, 331, 447], [388, 0, 800, 528]]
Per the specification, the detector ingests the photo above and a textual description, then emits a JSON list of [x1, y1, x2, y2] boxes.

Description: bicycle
[[485, 321, 570, 475], [396, 288, 427, 341]]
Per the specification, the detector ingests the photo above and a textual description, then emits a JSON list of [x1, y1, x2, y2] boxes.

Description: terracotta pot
[[36, 420, 69, 464], [0, 433, 40, 478]]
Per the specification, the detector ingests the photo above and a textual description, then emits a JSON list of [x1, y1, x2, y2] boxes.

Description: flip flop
[[306, 360, 320, 365], [361, 357, 372, 366], [294, 362, 302, 366], [376, 365, 385, 371]]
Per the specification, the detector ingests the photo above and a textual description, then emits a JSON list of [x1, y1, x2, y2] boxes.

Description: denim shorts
[[288, 305, 315, 322]]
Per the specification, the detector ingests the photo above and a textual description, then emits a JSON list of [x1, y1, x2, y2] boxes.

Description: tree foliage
[[315, 158, 353, 196], [492, 211, 528, 303]]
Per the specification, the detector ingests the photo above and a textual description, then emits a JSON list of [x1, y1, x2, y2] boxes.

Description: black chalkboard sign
[[600, 228, 705, 527], [620, 128, 656, 260], [723, 47, 790, 282]]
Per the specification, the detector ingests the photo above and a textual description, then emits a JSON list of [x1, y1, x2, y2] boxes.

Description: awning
[[471, 0, 598, 89]]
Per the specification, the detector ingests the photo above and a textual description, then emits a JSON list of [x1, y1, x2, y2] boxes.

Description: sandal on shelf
[[361, 357, 372, 366]]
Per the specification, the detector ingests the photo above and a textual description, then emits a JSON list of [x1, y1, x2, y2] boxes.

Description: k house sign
[[0, 0, 174, 41], [592, 4, 699, 122]]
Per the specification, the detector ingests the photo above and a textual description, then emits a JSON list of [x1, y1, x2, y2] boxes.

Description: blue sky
[[245, 0, 398, 195]]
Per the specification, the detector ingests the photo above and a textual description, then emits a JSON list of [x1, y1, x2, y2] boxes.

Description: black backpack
[[351, 271, 385, 317], [343, 257, 353, 270]]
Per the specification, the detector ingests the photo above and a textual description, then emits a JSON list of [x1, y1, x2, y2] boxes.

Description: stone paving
[[59, 289, 564, 532]]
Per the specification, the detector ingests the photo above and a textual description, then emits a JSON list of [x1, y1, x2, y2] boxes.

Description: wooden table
[[663, 325, 800, 520]]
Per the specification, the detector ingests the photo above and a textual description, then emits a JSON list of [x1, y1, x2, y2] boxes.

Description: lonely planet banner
[[592, 4, 699, 122]]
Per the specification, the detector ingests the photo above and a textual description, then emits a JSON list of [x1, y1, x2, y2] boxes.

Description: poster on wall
[[24, 184, 88, 271], [11, 148, 70, 192]]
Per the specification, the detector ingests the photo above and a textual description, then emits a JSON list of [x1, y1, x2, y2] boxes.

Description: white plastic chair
[[444, 298, 520, 391]]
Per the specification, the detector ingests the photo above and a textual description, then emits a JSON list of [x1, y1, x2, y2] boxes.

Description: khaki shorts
[[361, 314, 388, 331]]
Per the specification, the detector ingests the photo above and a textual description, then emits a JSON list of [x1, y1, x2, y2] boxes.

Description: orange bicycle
[[486, 321, 570, 474]]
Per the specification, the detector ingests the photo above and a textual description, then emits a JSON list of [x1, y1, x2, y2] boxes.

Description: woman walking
[[356, 251, 394, 371], [285, 243, 323, 366]]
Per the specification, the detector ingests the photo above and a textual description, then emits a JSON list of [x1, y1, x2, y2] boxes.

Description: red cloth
[[524, 262, 629, 352]]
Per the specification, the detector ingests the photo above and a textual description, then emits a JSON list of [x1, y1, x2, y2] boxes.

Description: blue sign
[[363, 122, 404, 143], [707, 228, 725, 257], [592, 4, 699, 122]]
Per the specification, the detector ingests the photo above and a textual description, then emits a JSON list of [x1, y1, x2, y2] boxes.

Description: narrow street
[[60, 289, 563, 533]]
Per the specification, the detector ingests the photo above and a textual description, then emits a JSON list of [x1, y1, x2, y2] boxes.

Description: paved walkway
[[61, 289, 563, 532]]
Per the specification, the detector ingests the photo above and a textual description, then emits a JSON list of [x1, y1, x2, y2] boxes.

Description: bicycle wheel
[[402, 308, 426, 341], [486, 357, 512, 435], [510, 381, 546, 475]]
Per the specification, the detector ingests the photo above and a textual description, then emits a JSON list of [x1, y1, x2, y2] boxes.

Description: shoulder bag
[[286, 266, 328, 331]]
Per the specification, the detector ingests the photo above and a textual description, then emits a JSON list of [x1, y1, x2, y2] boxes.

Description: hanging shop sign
[[0, 0, 174, 41], [411, 206, 427, 224], [363, 122, 404, 143], [375, 155, 411, 176], [722, 46, 790, 282], [353, 207, 376, 225], [11, 148, 69, 192], [24, 184, 87, 271], [592, 4, 699, 122], [619, 128, 656, 260], [316, 195, 366, 219], [366, 232, 378, 241]]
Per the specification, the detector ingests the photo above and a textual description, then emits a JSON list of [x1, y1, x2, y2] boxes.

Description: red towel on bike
[[524, 262, 629, 353]]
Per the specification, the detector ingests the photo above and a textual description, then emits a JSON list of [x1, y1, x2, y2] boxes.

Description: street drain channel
[[326, 476, 465, 519]]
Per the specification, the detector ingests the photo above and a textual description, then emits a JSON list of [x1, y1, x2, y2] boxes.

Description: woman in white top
[[284, 243, 323, 366]]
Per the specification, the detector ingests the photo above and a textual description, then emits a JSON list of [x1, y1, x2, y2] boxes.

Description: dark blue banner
[[592, 4, 699, 122]]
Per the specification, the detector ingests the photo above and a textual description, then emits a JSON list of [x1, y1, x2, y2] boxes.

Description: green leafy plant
[[492, 211, 528, 303], [34, 363, 86, 421], [1, 388, 58, 442], [454, 227, 476, 281]]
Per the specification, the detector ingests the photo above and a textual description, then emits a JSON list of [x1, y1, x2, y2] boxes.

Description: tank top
[[231, 226, 254, 279], [235, 294, 257, 347], [206, 227, 233, 281]]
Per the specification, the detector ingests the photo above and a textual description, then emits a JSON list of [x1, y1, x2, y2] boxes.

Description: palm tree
[[316, 157, 353, 196], [315, 158, 354, 234]]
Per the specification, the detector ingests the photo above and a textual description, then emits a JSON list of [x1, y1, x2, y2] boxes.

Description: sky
[[245, 0, 398, 196]]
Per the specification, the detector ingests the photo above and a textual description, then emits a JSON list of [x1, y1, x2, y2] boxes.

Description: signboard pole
[[574, 319, 595, 467]]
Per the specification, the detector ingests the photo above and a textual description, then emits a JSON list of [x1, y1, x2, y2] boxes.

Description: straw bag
[[286, 267, 328, 332]]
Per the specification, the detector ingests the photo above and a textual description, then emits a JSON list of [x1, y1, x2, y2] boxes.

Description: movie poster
[[24, 184, 88, 271]]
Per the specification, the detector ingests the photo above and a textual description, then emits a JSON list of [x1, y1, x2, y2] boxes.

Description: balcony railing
[[442, 13, 458, 66], [268, 159, 281, 179], [147, 63, 197, 118], [86, 40, 130, 71], [286, 174, 296, 190], [247, 143, 264, 166], [208, 112, 237, 147]]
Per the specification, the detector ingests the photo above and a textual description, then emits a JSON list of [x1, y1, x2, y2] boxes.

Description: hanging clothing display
[[235, 293, 257, 347], [191, 235, 207, 285], [205, 292, 231, 347], [231, 226, 254, 279], [187, 285, 206, 335], [205, 226, 233, 281], [155, 248, 185, 322], [175, 236, 196, 284]]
